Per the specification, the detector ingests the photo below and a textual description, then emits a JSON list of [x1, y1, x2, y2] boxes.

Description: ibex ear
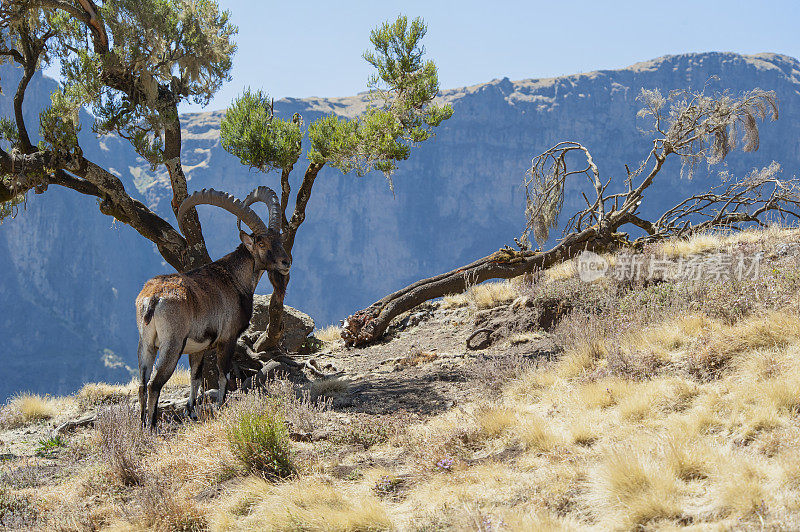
[[239, 230, 255, 252]]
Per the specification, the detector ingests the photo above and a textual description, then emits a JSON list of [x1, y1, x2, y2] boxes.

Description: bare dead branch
[[344, 84, 793, 346]]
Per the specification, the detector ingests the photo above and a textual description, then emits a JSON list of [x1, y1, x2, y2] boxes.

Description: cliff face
[[2, 52, 799, 399]]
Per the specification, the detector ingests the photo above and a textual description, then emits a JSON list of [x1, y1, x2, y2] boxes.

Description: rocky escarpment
[[2, 52, 800, 399]]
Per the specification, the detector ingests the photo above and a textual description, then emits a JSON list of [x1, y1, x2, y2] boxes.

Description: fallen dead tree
[[342, 86, 800, 346]]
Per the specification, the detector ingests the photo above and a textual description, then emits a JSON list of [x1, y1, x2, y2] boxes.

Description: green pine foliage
[[220, 89, 303, 172], [221, 15, 453, 181]]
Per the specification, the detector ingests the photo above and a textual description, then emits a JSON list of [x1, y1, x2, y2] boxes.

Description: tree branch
[[12, 21, 37, 153], [160, 103, 210, 270], [279, 164, 292, 234], [0, 146, 189, 270], [284, 162, 323, 253]]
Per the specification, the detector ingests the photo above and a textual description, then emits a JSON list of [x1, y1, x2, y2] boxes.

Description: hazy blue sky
[[181, 0, 799, 113]]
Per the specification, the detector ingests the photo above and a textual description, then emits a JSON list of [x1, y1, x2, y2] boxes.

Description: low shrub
[[96, 404, 155, 486], [225, 396, 295, 480]]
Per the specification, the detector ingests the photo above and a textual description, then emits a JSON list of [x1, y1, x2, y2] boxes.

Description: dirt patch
[[303, 303, 560, 416]]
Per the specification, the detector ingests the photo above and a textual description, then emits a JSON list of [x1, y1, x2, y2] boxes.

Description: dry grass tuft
[[586, 447, 682, 527], [662, 434, 716, 481], [476, 404, 517, 437], [543, 258, 578, 283], [657, 232, 725, 258], [555, 340, 607, 379], [213, 476, 392, 531], [0, 393, 70, 429], [691, 312, 800, 378], [165, 367, 192, 389], [308, 376, 350, 398], [441, 292, 470, 309], [515, 414, 563, 452], [126, 477, 208, 532], [314, 324, 343, 345], [710, 454, 769, 518], [77, 370, 187, 409], [77, 382, 135, 408], [442, 280, 518, 310]]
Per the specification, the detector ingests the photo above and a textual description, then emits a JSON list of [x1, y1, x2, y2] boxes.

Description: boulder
[[240, 294, 315, 354]]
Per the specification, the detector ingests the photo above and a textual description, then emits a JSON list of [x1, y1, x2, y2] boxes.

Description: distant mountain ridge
[[2, 51, 799, 400]]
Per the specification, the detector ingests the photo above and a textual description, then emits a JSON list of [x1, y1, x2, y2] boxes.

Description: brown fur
[[138, 276, 191, 300], [136, 234, 291, 428]]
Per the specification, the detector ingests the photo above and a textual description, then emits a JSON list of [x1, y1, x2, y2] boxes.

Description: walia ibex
[[135, 186, 291, 428]]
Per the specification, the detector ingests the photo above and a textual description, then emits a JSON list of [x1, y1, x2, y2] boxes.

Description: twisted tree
[[218, 15, 452, 352], [0, 0, 245, 392], [0, 0, 237, 271], [342, 85, 800, 346]]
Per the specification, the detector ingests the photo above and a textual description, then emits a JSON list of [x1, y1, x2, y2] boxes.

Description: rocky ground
[[0, 297, 557, 456]]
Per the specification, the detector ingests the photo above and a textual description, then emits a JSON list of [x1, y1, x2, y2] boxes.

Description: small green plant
[[35, 435, 65, 458], [226, 401, 295, 480]]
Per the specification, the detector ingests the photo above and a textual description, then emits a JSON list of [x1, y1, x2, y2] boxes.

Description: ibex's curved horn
[[177, 188, 268, 237], [241, 186, 282, 233]]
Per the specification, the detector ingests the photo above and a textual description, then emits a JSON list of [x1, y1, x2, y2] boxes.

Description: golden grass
[[692, 312, 800, 376], [658, 233, 725, 258], [0, 393, 73, 428], [554, 340, 607, 379], [654, 226, 800, 258], [569, 416, 601, 446], [471, 281, 517, 309], [441, 280, 518, 309], [726, 224, 800, 245], [314, 324, 343, 344], [586, 446, 682, 528], [166, 367, 192, 388], [621, 314, 711, 362], [504, 370, 559, 401], [476, 404, 517, 437], [543, 258, 578, 283], [710, 454, 769, 518], [441, 292, 470, 309], [76, 382, 135, 407], [662, 433, 717, 481], [616, 378, 699, 421], [76, 369, 189, 408], [212, 476, 392, 531], [515, 414, 564, 452]]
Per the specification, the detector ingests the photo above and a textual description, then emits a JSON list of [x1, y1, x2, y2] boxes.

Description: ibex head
[[178, 186, 291, 275]]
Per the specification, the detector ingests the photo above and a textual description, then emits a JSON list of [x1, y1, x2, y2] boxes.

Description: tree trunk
[[258, 270, 289, 352], [342, 226, 625, 346], [264, 163, 324, 350]]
